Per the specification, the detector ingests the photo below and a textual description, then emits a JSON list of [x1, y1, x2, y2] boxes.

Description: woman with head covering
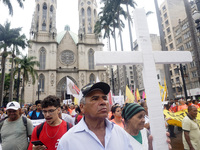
[[122, 103, 149, 150], [110, 105, 124, 128]]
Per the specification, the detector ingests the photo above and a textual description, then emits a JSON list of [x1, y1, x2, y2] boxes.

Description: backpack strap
[[36, 122, 45, 139], [22, 116, 28, 138]]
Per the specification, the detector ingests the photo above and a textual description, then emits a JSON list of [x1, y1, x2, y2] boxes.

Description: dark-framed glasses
[[42, 108, 58, 115]]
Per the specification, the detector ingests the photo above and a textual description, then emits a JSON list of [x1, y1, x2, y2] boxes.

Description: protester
[[122, 103, 149, 150], [69, 103, 76, 117], [110, 105, 124, 128], [0, 101, 33, 150], [58, 82, 133, 149], [0, 108, 7, 120], [141, 101, 150, 131], [182, 105, 200, 150], [61, 108, 75, 125], [27, 100, 44, 120], [178, 99, 188, 111], [28, 95, 73, 150], [74, 106, 83, 125]]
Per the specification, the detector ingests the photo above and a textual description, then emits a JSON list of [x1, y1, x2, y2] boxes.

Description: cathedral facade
[[24, 0, 108, 104]]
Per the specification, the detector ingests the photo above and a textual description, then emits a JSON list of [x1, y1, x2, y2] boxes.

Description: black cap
[[81, 82, 110, 97]]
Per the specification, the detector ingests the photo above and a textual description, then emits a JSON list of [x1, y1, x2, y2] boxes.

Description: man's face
[[42, 106, 60, 125], [36, 104, 42, 111], [7, 109, 21, 121], [32, 104, 36, 110], [189, 106, 197, 119], [80, 90, 109, 120]]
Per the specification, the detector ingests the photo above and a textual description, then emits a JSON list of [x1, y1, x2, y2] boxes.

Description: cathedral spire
[[78, 0, 97, 36], [30, 0, 57, 39]]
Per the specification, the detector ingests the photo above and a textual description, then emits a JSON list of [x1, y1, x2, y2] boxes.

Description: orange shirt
[[111, 119, 124, 129], [178, 104, 188, 111]]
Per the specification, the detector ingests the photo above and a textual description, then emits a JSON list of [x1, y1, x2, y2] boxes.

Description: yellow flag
[[125, 86, 135, 103], [162, 77, 167, 101], [159, 82, 164, 97], [136, 88, 140, 101], [74, 97, 78, 105]]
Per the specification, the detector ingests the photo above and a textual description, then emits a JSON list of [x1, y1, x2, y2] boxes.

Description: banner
[[66, 77, 80, 98], [135, 88, 140, 102], [163, 108, 200, 127], [112, 96, 124, 106]]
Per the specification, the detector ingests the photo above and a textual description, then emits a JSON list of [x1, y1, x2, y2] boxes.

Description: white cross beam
[[94, 8, 192, 150]]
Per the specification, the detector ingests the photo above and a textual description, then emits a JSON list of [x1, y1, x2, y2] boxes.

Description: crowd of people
[[4, 82, 200, 149]]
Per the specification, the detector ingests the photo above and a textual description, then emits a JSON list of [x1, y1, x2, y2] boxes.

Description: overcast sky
[[0, 0, 164, 54]]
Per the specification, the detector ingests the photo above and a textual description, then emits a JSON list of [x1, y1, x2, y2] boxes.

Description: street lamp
[[192, 11, 200, 31], [177, 64, 188, 100], [16, 64, 21, 102]]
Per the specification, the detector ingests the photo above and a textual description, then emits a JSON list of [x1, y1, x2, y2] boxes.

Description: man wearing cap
[[0, 101, 33, 150], [58, 82, 133, 150]]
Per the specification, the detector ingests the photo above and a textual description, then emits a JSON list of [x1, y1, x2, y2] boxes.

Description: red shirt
[[28, 120, 70, 150]]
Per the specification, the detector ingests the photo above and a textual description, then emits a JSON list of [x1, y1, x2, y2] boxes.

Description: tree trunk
[[8, 52, 15, 102], [154, 0, 174, 99], [125, 3, 138, 93], [0, 49, 7, 106], [20, 80, 25, 106], [118, 10, 127, 96]]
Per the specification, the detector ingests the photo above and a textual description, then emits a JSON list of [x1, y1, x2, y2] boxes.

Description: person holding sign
[[182, 105, 200, 150]]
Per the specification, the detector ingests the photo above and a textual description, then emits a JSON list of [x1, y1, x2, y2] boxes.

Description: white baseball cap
[[6, 101, 20, 110]]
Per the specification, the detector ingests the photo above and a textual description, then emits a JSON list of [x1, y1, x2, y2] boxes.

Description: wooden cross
[[94, 8, 192, 149]]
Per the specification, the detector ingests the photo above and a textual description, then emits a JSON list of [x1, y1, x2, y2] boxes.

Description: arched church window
[[42, 3, 47, 20], [37, 4, 40, 12], [94, 9, 97, 24], [42, 21, 46, 31], [50, 5, 54, 13], [39, 74, 45, 92], [81, 8, 85, 33], [87, 7, 92, 33], [40, 48, 46, 70], [89, 74, 95, 84], [88, 49, 94, 70]]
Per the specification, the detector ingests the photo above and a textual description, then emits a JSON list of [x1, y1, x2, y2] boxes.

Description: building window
[[175, 28, 181, 35], [185, 41, 192, 49], [166, 27, 170, 34], [169, 43, 174, 50], [174, 68, 179, 75], [178, 45, 184, 51], [37, 4, 40, 12], [192, 71, 197, 78], [81, 8, 85, 33], [170, 70, 172, 76], [88, 49, 94, 70], [164, 13, 167, 19], [157, 74, 160, 79], [94, 9, 97, 24], [39, 74, 45, 92], [87, 7, 92, 33], [165, 20, 169, 26], [40, 48, 46, 70], [190, 61, 196, 68], [89, 74, 95, 84], [42, 3, 47, 20], [182, 22, 189, 30], [168, 35, 172, 42], [176, 37, 182, 44], [183, 31, 191, 40], [176, 77, 180, 83], [162, 5, 166, 12]]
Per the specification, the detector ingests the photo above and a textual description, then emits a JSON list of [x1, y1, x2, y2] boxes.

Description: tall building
[[159, 0, 187, 98], [24, 0, 107, 104], [172, 2, 200, 99]]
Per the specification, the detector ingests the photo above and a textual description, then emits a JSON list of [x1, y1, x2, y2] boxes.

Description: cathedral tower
[[77, 0, 107, 87], [30, 0, 57, 40]]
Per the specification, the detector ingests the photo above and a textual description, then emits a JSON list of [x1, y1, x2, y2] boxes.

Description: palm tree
[[14, 55, 39, 105], [1, 0, 25, 16], [8, 34, 28, 102], [0, 21, 21, 106]]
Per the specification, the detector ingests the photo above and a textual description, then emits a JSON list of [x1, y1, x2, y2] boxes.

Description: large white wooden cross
[[94, 8, 192, 150]]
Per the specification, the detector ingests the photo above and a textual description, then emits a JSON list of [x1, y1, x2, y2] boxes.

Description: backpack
[[0, 116, 28, 143], [36, 121, 73, 139]]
